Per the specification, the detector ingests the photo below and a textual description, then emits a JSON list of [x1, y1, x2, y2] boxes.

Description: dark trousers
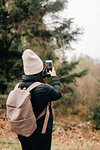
[[18, 132, 52, 150]]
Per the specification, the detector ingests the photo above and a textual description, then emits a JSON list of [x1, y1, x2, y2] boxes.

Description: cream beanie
[[22, 49, 43, 75]]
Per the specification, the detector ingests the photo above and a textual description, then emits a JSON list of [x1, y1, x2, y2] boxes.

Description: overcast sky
[[62, 0, 100, 60]]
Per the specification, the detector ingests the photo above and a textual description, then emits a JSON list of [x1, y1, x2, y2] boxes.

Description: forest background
[[0, 0, 100, 150]]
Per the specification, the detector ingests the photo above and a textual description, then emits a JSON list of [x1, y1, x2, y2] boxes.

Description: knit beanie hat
[[22, 49, 43, 75]]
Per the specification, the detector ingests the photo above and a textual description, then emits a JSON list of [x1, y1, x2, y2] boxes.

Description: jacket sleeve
[[45, 76, 61, 101], [31, 76, 61, 103]]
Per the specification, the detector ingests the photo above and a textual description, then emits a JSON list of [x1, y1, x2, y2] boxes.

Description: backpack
[[6, 82, 50, 137]]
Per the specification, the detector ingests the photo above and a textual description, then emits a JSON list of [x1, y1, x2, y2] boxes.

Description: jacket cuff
[[52, 76, 60, 86]]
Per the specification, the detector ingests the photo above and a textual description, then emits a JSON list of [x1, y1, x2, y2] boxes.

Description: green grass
[[0, 137, 21, 150], [0, 133, 100, 150], [52, 145, 67, 150], [0, 137, 67, 150]]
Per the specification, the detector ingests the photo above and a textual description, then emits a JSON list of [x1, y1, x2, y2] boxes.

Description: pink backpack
[[6, 82, 50, 137]]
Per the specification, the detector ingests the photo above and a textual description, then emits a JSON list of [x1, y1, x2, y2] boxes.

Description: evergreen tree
[[0, 0, 87, 95], [0, 0, 66, 93]]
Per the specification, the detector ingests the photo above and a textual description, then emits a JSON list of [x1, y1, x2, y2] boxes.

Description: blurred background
[[0, 0, 100, 149]]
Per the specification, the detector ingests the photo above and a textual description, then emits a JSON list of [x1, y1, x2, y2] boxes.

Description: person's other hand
[[49, 67, 56, 77]]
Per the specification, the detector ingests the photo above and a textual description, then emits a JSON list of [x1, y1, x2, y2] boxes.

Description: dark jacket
[[18, 75, 61, 135]]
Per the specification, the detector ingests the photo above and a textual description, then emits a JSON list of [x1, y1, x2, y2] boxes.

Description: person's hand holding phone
[[49, 67, 56, 77], [43, 60, 56, 78]]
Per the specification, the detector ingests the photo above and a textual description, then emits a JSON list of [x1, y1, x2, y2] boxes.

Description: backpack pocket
[[9, 115, 37, 137]]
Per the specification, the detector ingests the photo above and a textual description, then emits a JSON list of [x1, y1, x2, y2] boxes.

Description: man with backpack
[[7, 49, 61, 150]]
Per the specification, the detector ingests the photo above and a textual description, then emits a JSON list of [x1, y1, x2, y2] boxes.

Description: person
[[18, 49, 61, 150]]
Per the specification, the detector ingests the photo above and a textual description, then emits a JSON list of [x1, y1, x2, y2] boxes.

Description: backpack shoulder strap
[[27, 82, 42, 92], [37, 102, 50, 134], [14, 83, 20, 90], [41, 102, 50, 134]]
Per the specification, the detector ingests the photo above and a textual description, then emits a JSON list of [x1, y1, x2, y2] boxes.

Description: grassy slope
[[0, 95, 100, 150], [0, 117, 100, 150]]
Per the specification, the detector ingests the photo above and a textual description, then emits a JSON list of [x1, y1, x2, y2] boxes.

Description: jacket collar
[[22, 75, 40, 82]]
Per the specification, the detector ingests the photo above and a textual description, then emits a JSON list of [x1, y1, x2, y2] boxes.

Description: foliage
[[56, 60, 87, 105], [54, 19, 81, 50], [0, 95, 7, 109], [0, 0, 83, 95], [51, 59, 87, 117], [53, 56, 100, 118], [89, 78, 100, 129], [90, 103, 100, 129], [57, 60, 87, 85], [66, 56, 100, 122]]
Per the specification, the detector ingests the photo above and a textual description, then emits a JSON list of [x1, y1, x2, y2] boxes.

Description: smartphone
[[46, 60, 52, 73]]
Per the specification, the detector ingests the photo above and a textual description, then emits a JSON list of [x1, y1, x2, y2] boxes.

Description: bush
[[0, 77, 8, 94], [90, 102, 100, 129], [0, 95, 7, 109]]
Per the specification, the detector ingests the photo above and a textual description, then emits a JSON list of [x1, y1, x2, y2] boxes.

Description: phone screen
[[46, 60, 52, 73]]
